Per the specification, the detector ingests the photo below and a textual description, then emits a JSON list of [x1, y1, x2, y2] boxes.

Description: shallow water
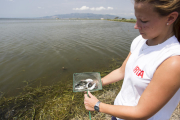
[[0, 19, 139, 97]]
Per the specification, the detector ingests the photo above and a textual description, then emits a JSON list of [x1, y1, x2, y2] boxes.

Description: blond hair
[[134, 0, 180, 42]]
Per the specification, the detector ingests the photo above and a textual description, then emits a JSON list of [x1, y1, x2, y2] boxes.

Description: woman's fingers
[[84, 94, 94, 111], [84, 93, 87, 98], [88, 91, 93, 97], [84, 91, 93, 99]]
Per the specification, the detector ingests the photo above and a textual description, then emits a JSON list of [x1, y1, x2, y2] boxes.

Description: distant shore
[[108, 19, 137, 23], [0, 18, 137, 23]]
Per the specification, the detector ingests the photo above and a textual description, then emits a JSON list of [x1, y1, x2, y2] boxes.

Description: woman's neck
[[147, 28, 174, 46]]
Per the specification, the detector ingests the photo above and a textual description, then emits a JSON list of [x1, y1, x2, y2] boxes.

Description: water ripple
[[0, 19, 139, 97]]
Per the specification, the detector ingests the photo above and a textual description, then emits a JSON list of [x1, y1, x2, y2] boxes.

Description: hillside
[[41, 13, 120, 19]]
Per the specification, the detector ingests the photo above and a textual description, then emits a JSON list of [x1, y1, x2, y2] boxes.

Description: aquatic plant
[[0, 58, 123, 120]]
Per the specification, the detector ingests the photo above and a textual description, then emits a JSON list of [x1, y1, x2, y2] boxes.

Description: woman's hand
[[84, 91, 99, 111]]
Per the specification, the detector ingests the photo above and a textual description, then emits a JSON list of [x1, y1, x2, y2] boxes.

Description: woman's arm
[[101, 52, 131, 86], [84, 56, 180, 120]]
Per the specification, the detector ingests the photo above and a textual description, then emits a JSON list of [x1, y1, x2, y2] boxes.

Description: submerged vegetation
[[0, 58, 124, 120]]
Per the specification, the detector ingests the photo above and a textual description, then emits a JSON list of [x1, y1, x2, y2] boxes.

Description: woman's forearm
[[101, 68, 124, 86]]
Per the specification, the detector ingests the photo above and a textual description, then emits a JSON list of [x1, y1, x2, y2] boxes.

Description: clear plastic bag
[[73, 72, 102, 92]]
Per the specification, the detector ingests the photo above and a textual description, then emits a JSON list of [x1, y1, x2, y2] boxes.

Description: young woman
[[84, 0, 180, 120]]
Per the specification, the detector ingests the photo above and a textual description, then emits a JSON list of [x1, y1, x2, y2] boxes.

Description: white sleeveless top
[[114, 35, 180, 120]]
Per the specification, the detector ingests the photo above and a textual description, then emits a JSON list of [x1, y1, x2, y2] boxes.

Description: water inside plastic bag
[[73, 72, 102, 92]]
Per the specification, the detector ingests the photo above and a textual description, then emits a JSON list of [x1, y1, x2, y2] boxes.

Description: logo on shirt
[[133, 66, 144, 78]]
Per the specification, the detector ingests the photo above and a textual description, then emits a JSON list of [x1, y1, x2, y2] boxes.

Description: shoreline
[[0, 58, 123, 119], [108, 19, 137, 23], [0, 57, 179, 119]]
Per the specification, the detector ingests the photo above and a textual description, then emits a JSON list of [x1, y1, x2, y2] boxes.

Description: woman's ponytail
[[173, 15, 180, 42]]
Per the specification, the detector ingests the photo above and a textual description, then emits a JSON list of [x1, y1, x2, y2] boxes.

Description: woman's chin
[[141, 34, 148, 39]]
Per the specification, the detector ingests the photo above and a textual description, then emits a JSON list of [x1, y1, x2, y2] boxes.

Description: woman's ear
[[167, 11, 179, 25]]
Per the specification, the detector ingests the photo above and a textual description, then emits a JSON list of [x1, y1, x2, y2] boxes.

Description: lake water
[[0, 19, 139, 97]]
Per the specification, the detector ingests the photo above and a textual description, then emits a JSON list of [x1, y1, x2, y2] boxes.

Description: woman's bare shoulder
[[161, 55, 180, 74], [155, 55, 180, 84]]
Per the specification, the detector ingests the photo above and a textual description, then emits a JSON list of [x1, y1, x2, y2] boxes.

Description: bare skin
[[84, 2, 180, 120], [134, 2, 178, 45]]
